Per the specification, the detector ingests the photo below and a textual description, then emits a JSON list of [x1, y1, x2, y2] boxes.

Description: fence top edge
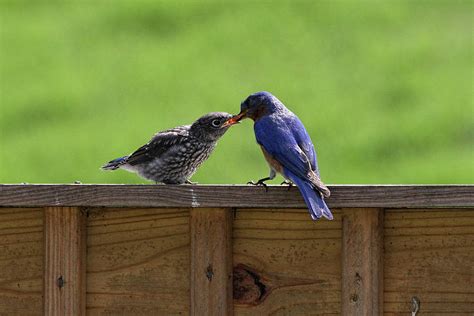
[[1, 184, 473, 186], [0, 184, 473, 208]]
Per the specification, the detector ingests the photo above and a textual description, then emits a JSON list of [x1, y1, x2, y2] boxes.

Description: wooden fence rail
[[0, 185, 473, 315]]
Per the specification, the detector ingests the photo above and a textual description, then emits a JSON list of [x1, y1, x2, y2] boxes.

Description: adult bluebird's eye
[[211, 119, 221, 127]]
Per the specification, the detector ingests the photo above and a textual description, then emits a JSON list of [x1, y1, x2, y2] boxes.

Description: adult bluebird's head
[[190, 112, 235, 141], [229, 91, 284, 122]]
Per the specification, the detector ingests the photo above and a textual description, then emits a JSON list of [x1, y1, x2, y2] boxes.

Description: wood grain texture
[[233, 208, 342, 315], [86, 208, 190, 315], [190, 208, 233, 316], [341, 208, 384, 316], [0, 185, 473, 208], [384, 209, 474, 315], [0, 208, 43, 316], [44, 207, 87, 316]]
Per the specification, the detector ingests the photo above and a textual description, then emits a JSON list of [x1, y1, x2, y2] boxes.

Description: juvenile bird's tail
[[101, 156, 128, 170], [285, 170, 333, 221]]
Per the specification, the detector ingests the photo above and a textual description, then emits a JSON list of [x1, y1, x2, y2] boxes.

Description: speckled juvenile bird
[[102, 112, 237, 184]]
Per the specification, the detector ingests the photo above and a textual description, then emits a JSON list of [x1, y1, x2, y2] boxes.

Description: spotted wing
[[126, 125, 190, 166]]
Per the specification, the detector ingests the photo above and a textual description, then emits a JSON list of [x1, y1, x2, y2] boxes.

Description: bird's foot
[[247, 179, 269, 192], [186, 180, 198, 185], [280, 180, 294, 191]]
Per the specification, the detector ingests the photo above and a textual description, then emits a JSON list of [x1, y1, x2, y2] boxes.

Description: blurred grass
[[0, 0, 472, 184]]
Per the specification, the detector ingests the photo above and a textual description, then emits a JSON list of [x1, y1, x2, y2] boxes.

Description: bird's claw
[[186, 180, 198, 185], [247, 180, 269, 192], [280, 180, 294, 190]]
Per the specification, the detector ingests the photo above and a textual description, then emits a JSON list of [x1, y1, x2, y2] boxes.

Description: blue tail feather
[[285, 169, 333, 221], [102, 156, 128, 170]]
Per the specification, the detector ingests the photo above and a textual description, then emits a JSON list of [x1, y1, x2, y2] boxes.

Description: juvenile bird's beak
[[221, 117, 239, 128], [221, 110, 248, 127]]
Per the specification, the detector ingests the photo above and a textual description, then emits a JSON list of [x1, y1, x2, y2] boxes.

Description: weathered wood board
[[233, 208, 342, 315], [44, 207, 87, 316], [86, 208, 190, 315], [384, 209, 474, 315], [1, 185, 472, 209], [0, 208, 43, 315], [191, 208, 233, 316], [342, 208, 384, 315], [0, 185, 473, 316]]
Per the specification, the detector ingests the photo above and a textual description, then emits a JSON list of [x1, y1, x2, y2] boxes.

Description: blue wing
[[289, 115, 320, 176], [254, 115, 309, 177], [254, 114, 329, 197]]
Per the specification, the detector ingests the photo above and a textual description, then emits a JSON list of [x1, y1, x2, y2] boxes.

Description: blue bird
[[229, 92, 332, 220]]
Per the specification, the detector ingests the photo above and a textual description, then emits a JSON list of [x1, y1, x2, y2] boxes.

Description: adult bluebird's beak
[[221, 109, 248, 127]]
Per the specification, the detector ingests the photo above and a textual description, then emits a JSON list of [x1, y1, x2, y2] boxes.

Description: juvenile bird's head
[[191, 112, 235, 141], [226, 91, 283, 124]]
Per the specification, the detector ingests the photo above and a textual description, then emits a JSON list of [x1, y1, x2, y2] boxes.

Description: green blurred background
[[0, 0, 472, 185]]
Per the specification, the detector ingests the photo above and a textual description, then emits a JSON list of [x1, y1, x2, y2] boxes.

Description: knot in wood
[[57, 276, 64, 288], [355, 272, 362, 286], [233, 265, 268, 305], [350, 293, 359, 304], [206, 264, 213, 281]]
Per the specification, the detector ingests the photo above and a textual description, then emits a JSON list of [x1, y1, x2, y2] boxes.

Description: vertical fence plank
[[44, 207, 86, 316], [342, 208, 384, 316], [190, 208, 233, 316]]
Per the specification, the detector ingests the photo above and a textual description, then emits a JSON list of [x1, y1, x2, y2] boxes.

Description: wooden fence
[[0, 185, 473, 315]]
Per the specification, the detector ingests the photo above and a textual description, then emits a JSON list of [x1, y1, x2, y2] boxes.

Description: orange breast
[[260, 145, 284, 174]]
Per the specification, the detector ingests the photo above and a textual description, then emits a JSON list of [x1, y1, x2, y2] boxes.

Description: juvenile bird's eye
[[211, 119, 221, 127]]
